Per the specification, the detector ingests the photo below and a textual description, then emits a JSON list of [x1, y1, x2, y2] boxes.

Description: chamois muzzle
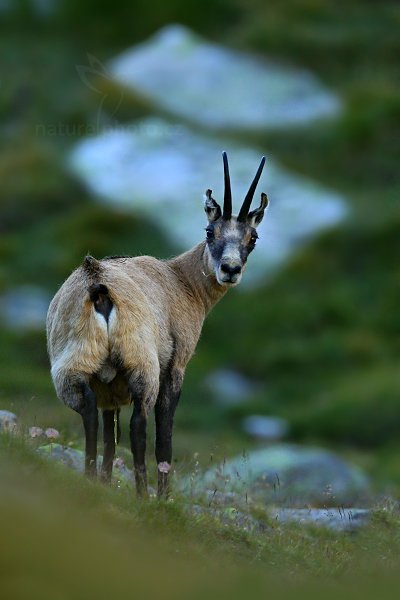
[[220, 263, 242, 284]]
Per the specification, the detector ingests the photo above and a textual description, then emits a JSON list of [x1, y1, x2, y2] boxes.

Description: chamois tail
[[83, 256, 113, 323], [83, 255, 102, 282]]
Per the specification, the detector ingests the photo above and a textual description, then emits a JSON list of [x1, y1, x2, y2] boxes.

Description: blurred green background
[[0, 2, 400, 595]]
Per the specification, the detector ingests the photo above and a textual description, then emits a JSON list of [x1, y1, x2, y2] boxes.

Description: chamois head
[[204, 152, 268, 286]]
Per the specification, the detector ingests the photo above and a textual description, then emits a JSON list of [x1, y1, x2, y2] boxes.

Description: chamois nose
[[220, 263, 242, 276]]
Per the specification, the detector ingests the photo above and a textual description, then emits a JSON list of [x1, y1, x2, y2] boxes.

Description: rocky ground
[[1, 409, 373, 533]]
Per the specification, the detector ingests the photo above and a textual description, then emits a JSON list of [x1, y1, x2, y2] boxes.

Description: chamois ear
[[204, 189, 222, 222], [247, 193, 269, 228]]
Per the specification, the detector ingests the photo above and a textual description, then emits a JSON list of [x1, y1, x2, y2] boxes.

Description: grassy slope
[[2, 432, 400, 600]]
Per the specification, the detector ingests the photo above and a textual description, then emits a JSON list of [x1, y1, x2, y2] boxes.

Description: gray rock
[[111, 457, 136, 489], [70, 119, 347, 286], [204, 369, 256, 406], [186, 504, 269, 534], [187, 504, 369, 533], [110, 25, 341, 131], [37, 444, 135, 488], [37, 444, 85, 472], [0, 410, 18, 434], [205, 489, 253, 509], [242, 415, 288, 441], [0, 286, 50, 330], [269, 507, 370, 531], [184, 444, 370, 507]]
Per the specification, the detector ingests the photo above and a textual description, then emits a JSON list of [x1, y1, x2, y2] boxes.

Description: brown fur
[[46, 241, 227, 413], [46, 152, 268, 495]]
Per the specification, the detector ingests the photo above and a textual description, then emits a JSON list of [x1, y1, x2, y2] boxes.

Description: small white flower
[[45, 428, 60, 440], [29, 426, 43, 438]]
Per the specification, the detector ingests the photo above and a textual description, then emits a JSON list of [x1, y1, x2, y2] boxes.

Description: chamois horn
[[222, 151, 232, 220], [237, 156, 266, 222]]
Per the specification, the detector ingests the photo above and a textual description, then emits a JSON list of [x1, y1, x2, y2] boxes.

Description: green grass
[[3, 433, 400, 599]]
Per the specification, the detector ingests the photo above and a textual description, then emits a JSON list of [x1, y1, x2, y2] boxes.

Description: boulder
[[187, 504, 369, 533], [205, 489, 253, 509], [184, 444, 370, 507], [269, 507, 370, 531], [37, 444, 134, 488], [110, 25, 341, 131], [37, 444, 85, 472], [0, 410, 18, 434]]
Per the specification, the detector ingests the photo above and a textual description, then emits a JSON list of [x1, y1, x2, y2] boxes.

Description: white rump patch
[[94, 309, 109, 330]]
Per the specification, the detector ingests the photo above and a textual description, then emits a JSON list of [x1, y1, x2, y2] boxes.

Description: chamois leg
[[155, 370, 182, 499], [101, 409, 118, 483], [116, 409, 121, 444], [128, 368, 159, 498], [130, 402, 148, 497], [55, 373, 98, 478], [80, 386, 99, 478]]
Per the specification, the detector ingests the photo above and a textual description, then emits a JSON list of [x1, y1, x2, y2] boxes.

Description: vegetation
[[0, 0, 399, 592], [3, 432, 400, 600]]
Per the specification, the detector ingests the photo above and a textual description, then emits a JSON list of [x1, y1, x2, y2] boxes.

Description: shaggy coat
[[46, 152, 268, 498], [47, 243, 227, 415]]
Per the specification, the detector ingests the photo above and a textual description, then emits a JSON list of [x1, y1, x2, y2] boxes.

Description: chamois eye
[[250, 233, 258, 244], [205, 228, 214, 240]]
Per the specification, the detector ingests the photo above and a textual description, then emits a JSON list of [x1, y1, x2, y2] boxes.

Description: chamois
[[46, 152, 268, 498]]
